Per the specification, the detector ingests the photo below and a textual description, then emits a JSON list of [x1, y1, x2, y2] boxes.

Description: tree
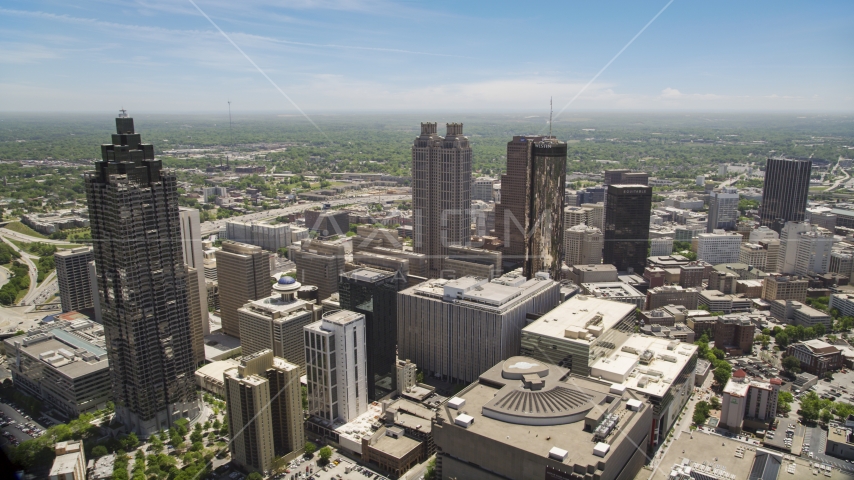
[[304, 441, 317, 456], [318, 446, 333, 464], [693, 401, 711, 425], [122, 432, 139, 451], [149, 435, 164, 455], [800, 392, 822, 422], [92, 445, 109, 457], [212, 419, 221, 430], [710, 396, 721, 410], [782, 355, 801, 374], [190, 430, 203, 444], [713, 364, 732, 385], [247, 474, 263, 480], [821, 409, 833, 424]]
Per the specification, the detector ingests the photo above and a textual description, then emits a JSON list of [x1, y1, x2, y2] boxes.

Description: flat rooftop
[[243, 294, 312, 317], [203, 331, 241, 362], [437, 357, 650, 469], [405, 273, 554, 311], [4, 333, 108, 378], [370, 431, 422, 459], [195, 358, 239, 382], [523, 295, 635, 345], [649, 430, 757, 480], [582, 282, 645, 299], [590, 335, 698, 397]]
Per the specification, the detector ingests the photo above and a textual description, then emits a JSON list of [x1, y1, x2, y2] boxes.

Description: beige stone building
[[224, 349, 304, 474], [216, 241, 271, 338]]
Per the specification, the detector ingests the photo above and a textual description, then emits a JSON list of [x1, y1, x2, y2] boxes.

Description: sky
[[1, 0, 852, 113]]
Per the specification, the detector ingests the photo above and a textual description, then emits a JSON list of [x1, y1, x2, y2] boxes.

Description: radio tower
[[548, 97, 553, 138]]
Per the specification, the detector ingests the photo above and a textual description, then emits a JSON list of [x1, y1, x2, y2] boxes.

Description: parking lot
[[0, 399, 48, 448]]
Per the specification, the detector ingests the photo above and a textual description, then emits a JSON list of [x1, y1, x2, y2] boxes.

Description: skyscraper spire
[[549, 96, 553, 138]]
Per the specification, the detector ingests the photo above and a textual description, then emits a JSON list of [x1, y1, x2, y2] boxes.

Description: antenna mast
[[548, 97, 553, 138], [228, 100, 234, 148]]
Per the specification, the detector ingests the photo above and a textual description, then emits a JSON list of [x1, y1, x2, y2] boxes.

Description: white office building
[[179, 208, 209, 334], [749, 226, 779, 243], [780, 221, 833, 275], [565, 224, 603, 266], [649, 237, 674, 257], [226, 220, 291, 252], [697, 230, 742, 265], [304, 310, 368, 423]]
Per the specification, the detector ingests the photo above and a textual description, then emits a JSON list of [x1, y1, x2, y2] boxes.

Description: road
[[25, 270, 57, 307], [0, 236, 38, 306], [0, 228, 71, 245], [827, 159, 852, 192], [200, 194, 409, 236]]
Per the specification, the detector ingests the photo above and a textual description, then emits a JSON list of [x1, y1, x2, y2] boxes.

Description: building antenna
[[119, 107, 128, 118], [228, 100, 234, 148], [548, 97, 553, 138]]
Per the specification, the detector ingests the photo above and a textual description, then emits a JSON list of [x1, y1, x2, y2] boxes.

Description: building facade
[[305, 310, 368, 423], [85, 113, 199, 434], [759, 157, 812, 232], [564, 224, 603, 267], [495, 135, 567, 279], [225, 220, 291, 252], [603, 185, 652, 273], [217, 241, 272, 338], [412, 122, 471, 277], [697, 231, 742, 264], [785, 340, 843, 376], [224, 349, 305, 473], [55, 247, 94, 313], [706, 187, 739, 232], [398, 272, 559, 383]]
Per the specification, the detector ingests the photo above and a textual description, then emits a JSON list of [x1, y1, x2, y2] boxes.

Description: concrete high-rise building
[[186, 267, 205, 366], [697, 230, 742, 265], [85, 113, 199, 434], [564, 224, 603, 266], [739, 243, 768, 271], [564, 205, 592, 229], [759, 239, 781, 273], [495, 135, 567, 279], [471, 176, 495, 202], [759, 157, 812, 232], [749, 226, 779, 244], [55, 247, 94, 313], [226, 220, 291, 252], [224, 349, 305, 473], [292, 237, 348, 302], [397, 272, 559, 383], [304, 310, 368, 423], [720, 371, 781, 433], [581, 202, 605, 231], [238, 276, 319, 373], [707, 187, 739, 232], [761, 274, 808, 303], [649, 237, 674, 257], [179, 208, 209, 335], [338, 268, 399, 401], [412, 122, 471, 277], [603, 185, 652, 273], [779, 221, 833, 275], [217, 241, 272, 338]]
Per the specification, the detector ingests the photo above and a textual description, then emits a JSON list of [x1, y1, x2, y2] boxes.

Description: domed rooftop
[[273, 275, 301, 292]]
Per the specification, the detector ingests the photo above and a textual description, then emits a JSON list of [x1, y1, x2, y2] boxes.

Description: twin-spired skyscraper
[[85, 113, 200, 434], [412, 122, 471, 277]]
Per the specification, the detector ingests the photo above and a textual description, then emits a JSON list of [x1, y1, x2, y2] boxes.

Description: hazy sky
[[1, 0, 852, 113]]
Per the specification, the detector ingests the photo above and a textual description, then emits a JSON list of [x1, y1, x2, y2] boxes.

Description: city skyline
[[1, 1, 852, 112]]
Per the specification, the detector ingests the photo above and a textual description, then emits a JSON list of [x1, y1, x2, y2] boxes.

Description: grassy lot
[[3, 221, 47, 238], [14, 287, 28, 304]]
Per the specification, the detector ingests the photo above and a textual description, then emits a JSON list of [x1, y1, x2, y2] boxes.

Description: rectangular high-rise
[[55, 247, 94, 313], [292, 237, 348, 301], [224, 349, 304, 473], [85, 113, 199, 434], [412, 122, 471, 278], [217, 241, 271, 338], [495, 135, 567, 279], [179, 208, 209, 335], [304, 310, 368, 423], [706, 187, 739, 232], [759, 157, 812, 232], [338, 268, 398, 401], [603, 185, 652, 274]]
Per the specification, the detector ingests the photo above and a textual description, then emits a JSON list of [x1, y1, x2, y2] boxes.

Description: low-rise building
[[3, 320, 110, 417], [698, 290, 752, 314], [194, 359, 239, 397], [645, 285, 699, 310], [829, 293, 854, 318], [761, 274, 808, 303], [739, 243, 768, 271], [432, 357, 653, 480], [49, 441, 86, 480], [736, 279, 763, 298], [686, 314, 755, 355], [769, 300, 832, 329], [639, 324, 695, 343], [567, 264, 618, 284], [827, 426, 854, 461], [785, 340, 843, 376], [581, 282, 646, 309]]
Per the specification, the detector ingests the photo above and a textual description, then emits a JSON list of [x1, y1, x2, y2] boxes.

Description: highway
[[0, 228, 74, 245], [0, 236, 38, 306], [200, 194, 409, 236]]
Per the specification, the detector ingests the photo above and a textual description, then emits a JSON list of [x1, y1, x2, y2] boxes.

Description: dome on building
[[278, 276, 296, 285]]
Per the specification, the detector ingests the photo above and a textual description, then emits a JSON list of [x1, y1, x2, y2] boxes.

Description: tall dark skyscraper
[[495, 136, 567, 279], [85, 112, 200, 434], [759, 157, 812, 232], [338, 268, 398, 400], [603, 184, 652, 274], [412, 122, 471, 278]]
